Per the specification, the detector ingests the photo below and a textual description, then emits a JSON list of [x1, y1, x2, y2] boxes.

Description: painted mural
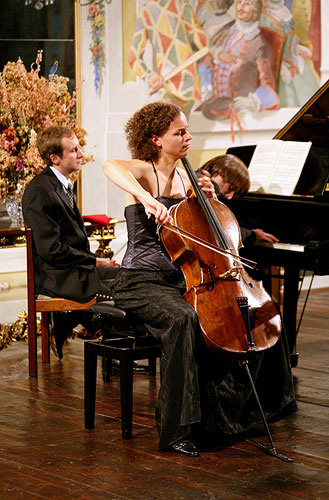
[[126, 0, 321, 129]]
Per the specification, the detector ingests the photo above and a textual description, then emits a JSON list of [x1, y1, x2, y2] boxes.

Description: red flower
[[91, 45, 102, 58], [88, 2, 99, 16], [1, 127, 19, 151]]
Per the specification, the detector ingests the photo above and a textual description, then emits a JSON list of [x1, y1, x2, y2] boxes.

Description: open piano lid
[[228, 79, 329, 197], [273, 79, 329, 143]]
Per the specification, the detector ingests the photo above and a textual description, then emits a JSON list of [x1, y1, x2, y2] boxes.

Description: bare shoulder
[[127, 159, 156, 196], [124, 159, 153, 180]]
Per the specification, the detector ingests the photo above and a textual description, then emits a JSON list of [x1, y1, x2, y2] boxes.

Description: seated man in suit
[[22, 126, 119, 358], [197, 154, 279, 245]]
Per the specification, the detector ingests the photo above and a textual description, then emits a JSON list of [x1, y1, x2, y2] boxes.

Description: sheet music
[[248, 140, 312, 195], [267, 141, 312, 195], [248, 141, 281, 193]]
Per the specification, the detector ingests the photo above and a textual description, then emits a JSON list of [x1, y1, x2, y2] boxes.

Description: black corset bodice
[[121, 196, 185, 271]]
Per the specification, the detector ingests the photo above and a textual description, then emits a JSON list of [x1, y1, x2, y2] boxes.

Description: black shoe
[[54, 334, 65, 360], [51, 325, 67, 360], [50, 328, 66, 360], [49, 330, 60, 359], [170, 439, 199, 457], [52, 312, 77, 360]]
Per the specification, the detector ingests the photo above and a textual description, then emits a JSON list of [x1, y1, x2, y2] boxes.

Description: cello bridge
[[218, 266, 242, 280]]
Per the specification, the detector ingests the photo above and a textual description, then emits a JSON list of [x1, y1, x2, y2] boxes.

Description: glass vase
[[6, 197, 24, 228]]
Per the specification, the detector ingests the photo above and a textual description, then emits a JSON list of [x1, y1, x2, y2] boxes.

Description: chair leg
[[84, 342, 98, 430], [28, 311, 38, 378], [120, 355, 134, 439], [100, 335, 112, 382], [101, 356, 112, 383], [41, 312, 50, 363]]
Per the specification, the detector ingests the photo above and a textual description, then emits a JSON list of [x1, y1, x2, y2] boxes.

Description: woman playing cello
[[102, 101, 297, 457]]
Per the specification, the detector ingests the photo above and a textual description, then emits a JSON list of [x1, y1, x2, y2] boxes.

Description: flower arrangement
[[0, 51, 90, 202], [84, 0, 112, 95]]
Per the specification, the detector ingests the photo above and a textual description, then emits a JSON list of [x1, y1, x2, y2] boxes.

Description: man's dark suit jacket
[[22, 166, 101, 300]]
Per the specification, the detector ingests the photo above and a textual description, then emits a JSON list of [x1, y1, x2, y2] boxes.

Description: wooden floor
[[0, 289, 328, 500]]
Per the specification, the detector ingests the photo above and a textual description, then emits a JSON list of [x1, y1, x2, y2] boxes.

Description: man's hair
[[199, 154, 250, 194], [37, 126, 74, 164], [125, 101, 182, 162]]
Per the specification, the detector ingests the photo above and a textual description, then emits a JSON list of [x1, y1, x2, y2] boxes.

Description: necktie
[[66, 182, 74, 208]]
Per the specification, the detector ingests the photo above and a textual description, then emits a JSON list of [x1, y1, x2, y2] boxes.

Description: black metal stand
[[242, 360, 293, 463], [236, 293, 293, 463]]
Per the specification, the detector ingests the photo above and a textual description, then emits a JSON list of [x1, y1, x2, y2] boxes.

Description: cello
[[160, 156, 282, 364], [160, 157, 293, 462]]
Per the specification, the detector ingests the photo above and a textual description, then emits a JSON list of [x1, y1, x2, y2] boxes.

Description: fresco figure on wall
[[128, 0, 211, 115], [190, 0, 235, 102], [196, 0, 279, 126], [294, 0, 321, 76], [191, 0, 235, 44], [259, 0, 320, 108]]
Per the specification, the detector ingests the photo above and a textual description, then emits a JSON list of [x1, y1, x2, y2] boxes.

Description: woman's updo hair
[[125, 101, 182, 161]]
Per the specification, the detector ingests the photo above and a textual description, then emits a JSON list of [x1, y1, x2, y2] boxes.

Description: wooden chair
[[25, 227, 96, 377], [84, 301, 162, 439]]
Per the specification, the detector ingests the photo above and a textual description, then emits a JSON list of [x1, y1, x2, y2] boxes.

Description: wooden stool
[[84, 302, 161, 439]]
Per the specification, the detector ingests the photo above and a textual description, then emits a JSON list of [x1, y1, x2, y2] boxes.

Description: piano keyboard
[[255, 242, 306, 252], [272, 242, 306, 252]]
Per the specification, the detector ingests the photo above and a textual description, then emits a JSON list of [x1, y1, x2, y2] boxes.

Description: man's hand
[[252, 228, 279, 244], [96, 257, 120, 268], [233, 95, 258, 113], [148, 73, 164, 94]]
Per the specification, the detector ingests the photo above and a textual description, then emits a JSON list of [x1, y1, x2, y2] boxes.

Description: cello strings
[[162, 223, 258, 271]]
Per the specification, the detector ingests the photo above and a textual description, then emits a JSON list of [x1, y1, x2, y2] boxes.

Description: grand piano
[[227, 80, 329, 367]]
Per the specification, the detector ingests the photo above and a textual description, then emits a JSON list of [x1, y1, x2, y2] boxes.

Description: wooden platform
[[0, 289, 328, 500]]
